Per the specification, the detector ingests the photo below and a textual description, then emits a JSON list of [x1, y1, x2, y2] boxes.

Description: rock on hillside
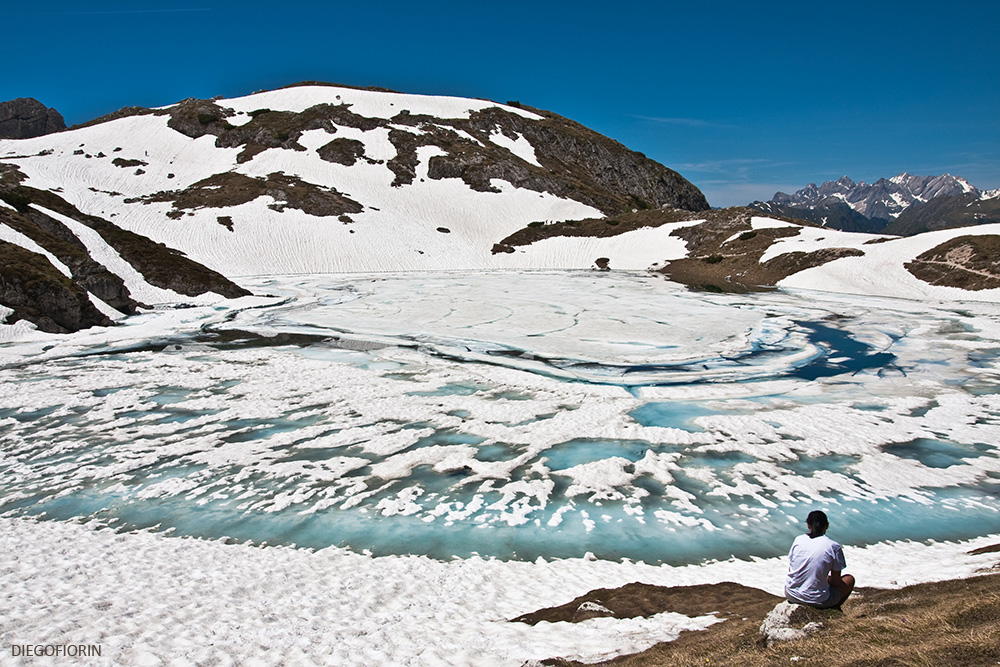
[[0, 98, 66, 139]]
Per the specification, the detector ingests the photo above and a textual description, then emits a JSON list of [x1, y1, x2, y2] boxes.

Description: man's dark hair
[[806, 510, 829, 537]]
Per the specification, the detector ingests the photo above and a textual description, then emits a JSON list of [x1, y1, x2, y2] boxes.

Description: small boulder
[[759, 601, 824, 646], [572, 601, 615, 622]]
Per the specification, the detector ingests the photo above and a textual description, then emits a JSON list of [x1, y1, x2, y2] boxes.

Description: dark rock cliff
[[0, 240, 114, 334], [0, 98, 66, 139]]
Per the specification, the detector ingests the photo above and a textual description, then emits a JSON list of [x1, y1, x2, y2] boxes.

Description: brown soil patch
[[111, 157, 148, 168], [513, 582, 780, 625], [657, 209, 862, 292], [317, 138, 367, 166], [970, 543, 1000, 556], [905, 235, 1000, 290], [131, 171, 363, 218], [495, 207, 853, 292], [0, 240, 113, 333], [531, 572, 1000, 667]]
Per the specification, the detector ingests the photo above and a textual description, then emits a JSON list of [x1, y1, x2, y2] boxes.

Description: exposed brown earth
[[513, 581, 781, 625], [132, 171, 364, 219], [0, 240, 113, 333], [525, 558, 1000, 667], [905, 235, 1000, 290]]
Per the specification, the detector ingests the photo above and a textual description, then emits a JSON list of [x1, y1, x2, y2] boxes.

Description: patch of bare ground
[[317, 137, 367, 166], [131, 171, 363, 219], [513, 582, 781, 625], [905, 235, 1000, 290], [526, 571, 1000, 667], [659, 208, 862, 292], [970, 543, 1000, 556]]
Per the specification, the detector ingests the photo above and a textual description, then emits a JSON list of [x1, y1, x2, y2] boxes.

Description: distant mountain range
[[750, 172, 1000, 236], [2, 86, 999, 334], [750, 173, 1000, 236]]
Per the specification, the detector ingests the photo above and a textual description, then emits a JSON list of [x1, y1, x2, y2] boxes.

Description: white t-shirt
[[785, 533, 846, 604]]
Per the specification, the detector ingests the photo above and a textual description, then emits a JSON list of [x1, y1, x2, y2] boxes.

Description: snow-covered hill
[[1, 83, 706, 277], [2, 83, 999, 336], [0, 83, 712, 332]]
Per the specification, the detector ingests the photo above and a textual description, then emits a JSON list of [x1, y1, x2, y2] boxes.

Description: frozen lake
[[2, 271, 999, 564]]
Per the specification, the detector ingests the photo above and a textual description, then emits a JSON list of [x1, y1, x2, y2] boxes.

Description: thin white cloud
[[673, 158, 773, 174], [629, 115, 738, 130], [696, 182, 805, 208]]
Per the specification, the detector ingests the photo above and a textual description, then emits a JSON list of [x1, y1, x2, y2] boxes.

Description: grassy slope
[[529, 555, 1000, 667]]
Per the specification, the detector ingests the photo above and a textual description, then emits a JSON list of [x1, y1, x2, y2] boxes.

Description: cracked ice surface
[[2, 271, 1000, 565]]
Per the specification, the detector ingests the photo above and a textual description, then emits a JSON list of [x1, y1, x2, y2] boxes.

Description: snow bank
[[2, 516, 997, 666]]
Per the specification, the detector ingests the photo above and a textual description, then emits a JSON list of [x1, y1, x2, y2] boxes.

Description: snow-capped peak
[[762, 172, 984, 220]]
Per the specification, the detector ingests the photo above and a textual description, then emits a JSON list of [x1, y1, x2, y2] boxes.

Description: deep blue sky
[[4, 0, 998, 206]]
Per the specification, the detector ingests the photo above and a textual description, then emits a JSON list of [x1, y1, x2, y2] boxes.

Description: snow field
[[217, 84, 543, 121], [2, 516, 997, 666]]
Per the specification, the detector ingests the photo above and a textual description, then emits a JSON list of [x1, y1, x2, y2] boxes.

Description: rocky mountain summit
[[751, 173, 1000, 235], [0, 98, 66, 139]]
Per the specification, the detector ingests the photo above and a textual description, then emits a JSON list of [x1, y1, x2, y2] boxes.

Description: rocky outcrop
[[759, 601, 826, 646], [0, 98, 66, 139], [0, 241, 113, 333], [0, 164, 251, 333], [464, 104, 709, 214]]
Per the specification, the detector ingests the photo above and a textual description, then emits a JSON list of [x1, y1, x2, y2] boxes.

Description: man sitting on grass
[[785, 510, 855, 609]]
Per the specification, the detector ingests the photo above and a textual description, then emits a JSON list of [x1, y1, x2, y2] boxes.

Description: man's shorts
[[785, 585, 841, 609]]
